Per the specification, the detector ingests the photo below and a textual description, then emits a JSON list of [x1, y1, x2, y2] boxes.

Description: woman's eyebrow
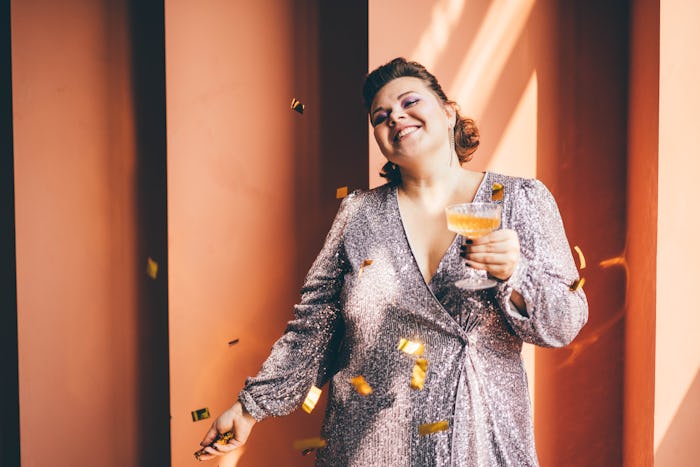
[[371, 90, 417, 116]]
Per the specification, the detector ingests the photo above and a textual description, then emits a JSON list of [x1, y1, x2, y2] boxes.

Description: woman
[[198, 58, 588, 466]]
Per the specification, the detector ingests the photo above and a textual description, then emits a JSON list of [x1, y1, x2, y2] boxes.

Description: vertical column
[[535, 1, 630, 465], [624, 0, 658, 465], [11, 0, 170, 464]]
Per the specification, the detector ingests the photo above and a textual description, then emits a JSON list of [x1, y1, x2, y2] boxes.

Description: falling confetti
[[419, 420, 449, 436], [410, 358, 428, 390], [336, 186, 349, 199], [350, 375, 373, 396], [292, 437, 327, 455], [397, 338, 425, 356], [191, 407, 210, 422], [358, 259, 373, 277], [302, 385, 322, 414], [491, 182, 504, 201], [146, 257, 158, 279], [290, 97, 305, 114], [228, 338, 240, 346], [193, 431, 234, 460], [573, 245, 586, 269], [569, 277, 586, 291]]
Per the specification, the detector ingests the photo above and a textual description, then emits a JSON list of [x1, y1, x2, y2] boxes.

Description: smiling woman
[[199, 57, 587, 466], [363, 58, 479, 184]]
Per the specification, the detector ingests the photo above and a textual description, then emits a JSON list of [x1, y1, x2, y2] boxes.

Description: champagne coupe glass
[[445, 202, 502, 290]]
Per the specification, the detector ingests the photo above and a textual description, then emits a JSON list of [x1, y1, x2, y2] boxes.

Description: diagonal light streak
[[411, 0, 467, 69], [449, 0, 535, 118]]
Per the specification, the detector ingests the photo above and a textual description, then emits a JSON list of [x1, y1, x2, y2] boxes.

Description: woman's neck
[[398, 165, 478, 209]]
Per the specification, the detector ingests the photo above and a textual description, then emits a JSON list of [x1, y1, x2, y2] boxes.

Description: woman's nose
[[388, 108, 405, 126]]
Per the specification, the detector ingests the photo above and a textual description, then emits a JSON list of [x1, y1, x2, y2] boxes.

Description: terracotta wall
[[165, 1, 367, 466], [536, 2, 629, 465], [12, 0, 140, 465], [654, 0, 700, 465], [624, 0, 659, 464]]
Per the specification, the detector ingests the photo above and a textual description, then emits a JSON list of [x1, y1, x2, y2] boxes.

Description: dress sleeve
[[494, 179, 588, 347], [237, 193, 359, 421]]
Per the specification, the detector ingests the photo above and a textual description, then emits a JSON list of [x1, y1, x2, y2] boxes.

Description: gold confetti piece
[[228, 338, 240, 346], [350, 375, 373, 396], [290, 97, 305, 114], [569, 277, 586, 291], [573, 245, 586, 269], [292, 437, 327, 455], [491, 182, 504, 201], [193, 431, 234, 460], [302, 385, 322, 414], [336, 186, 348, 199], [419, 420, 449, 436], [191, 407, 210, 422], [358, 259, 373, 277], [397, 338, 424, 356], [410, 358, 428, 390], [146, 257, 158, 279]]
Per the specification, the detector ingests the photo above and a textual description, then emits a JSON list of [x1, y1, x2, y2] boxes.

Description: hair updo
[[362, 57, 480, 184]]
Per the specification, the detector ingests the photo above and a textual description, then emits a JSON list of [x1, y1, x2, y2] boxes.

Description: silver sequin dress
[[238, 172, 588, 466]]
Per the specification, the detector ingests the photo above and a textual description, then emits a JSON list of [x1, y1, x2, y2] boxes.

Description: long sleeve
[[238, 193, 360, 421], [494, 179, 588, 347]]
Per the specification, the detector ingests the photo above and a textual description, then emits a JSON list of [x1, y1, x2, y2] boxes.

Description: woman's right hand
[[197, 401, 256, 461]]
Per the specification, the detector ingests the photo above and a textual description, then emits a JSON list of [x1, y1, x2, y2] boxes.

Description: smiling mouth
[[395, 126, 418, 142]]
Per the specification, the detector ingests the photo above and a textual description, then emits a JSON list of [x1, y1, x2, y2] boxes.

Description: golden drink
[[446, 212, 500, 238]]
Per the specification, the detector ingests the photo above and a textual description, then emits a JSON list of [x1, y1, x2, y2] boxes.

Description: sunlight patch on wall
[[411, 0, 466, 69], [449, 0, 535, 120], [485, 70, 538, 178]]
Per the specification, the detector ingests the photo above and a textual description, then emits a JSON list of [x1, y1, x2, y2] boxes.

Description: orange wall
[[12, 0, 140, 465], [535, 2, 629, 465], [165, 1, 367, 466], [654, 0, 700, 465], [624, 0, 658, 464]]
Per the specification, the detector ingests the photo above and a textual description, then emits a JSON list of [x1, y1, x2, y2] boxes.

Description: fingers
[[460, 229, 520, 280], [200, 424, 219, 447]]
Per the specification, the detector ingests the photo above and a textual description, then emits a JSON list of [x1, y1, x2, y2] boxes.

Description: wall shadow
[[654, 369, 700, 465], [127, 0, 171, 465], [292, 0, 369, 287], [0, 0, 21, 464]]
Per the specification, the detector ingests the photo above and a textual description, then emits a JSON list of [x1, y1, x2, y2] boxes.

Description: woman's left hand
[[460, 229, 520, 281]]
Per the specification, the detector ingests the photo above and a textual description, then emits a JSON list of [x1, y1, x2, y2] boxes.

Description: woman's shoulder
[[487, 172, 550, 198], [344, 183, 394, 206]]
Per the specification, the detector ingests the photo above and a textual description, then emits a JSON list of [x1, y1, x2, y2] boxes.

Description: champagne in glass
[[445, 202, 502, 290]]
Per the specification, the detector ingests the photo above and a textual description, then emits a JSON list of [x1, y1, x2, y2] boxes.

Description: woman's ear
[[444, 102, 457, 127]]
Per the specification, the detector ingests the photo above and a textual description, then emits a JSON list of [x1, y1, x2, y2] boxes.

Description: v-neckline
[[394, 172, 490, 288]]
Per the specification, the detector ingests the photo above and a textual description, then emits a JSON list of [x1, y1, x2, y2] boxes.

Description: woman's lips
[[394, 126, 418, 142]]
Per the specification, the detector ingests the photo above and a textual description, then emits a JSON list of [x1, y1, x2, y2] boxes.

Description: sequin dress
[[238, 173, 588, 466]]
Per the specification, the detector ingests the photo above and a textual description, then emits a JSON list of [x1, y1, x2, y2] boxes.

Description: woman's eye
[[373, 113, 387, 126], [403, 98, 419, 108]]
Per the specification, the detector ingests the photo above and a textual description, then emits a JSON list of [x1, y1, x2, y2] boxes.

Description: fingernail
[[465, 239, 473, 245]]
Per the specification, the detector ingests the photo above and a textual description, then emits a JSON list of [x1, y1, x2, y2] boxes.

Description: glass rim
[[445, 202, 502, 211]]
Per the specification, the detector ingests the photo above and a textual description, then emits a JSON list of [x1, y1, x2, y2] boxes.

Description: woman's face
[[370, 76, 454, 167]]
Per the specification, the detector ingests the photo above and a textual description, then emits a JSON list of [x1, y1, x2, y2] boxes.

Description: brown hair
[[363, 57, 480, 183]]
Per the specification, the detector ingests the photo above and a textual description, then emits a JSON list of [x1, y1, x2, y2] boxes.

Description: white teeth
[[396, 127, 417, 140]]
